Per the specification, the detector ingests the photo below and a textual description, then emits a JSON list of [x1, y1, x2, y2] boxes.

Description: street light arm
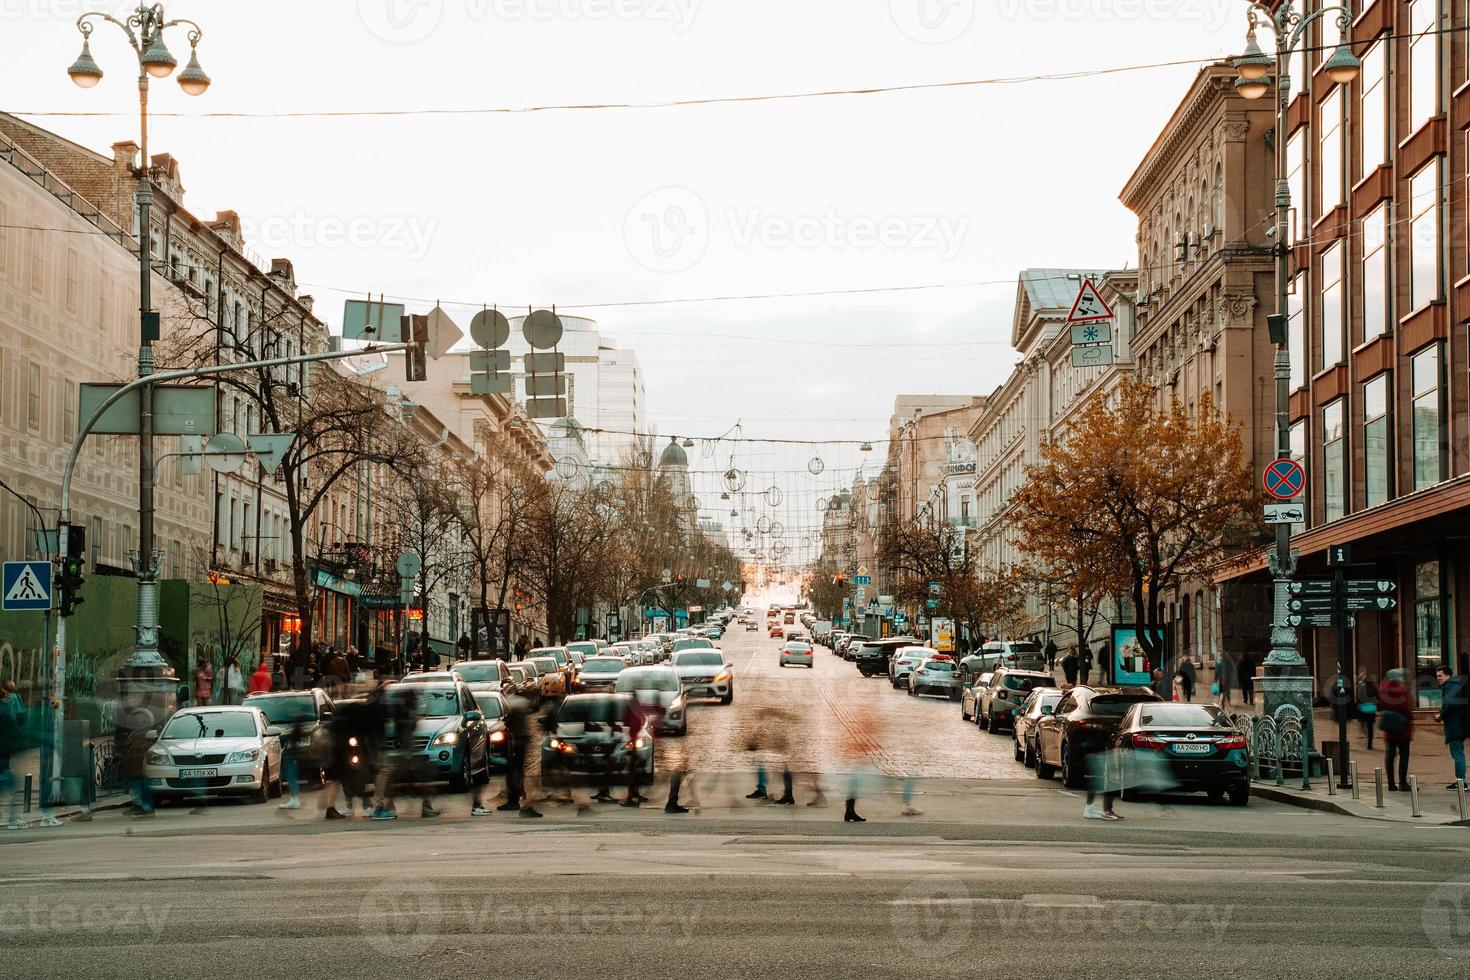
[[74, 12, 142, 53]]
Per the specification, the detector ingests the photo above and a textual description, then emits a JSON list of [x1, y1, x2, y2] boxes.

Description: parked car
[[853, 636, 920, 677], [975, 668, 1057, 733], [529, 656, 568, 699], [1034, 685, 1163, 788], [908, 658, 961, 699], [243, 688, 334, 779], [959, 672, 995, 722], [779, 641, 814, 668], [1104, 701, 1250, 805], [576, 655, 627, 693], [1012, 687, 1064, 768], [540, 693, 655, 789], [144, 705, 284, 805], [977, 640, 1048, 672], [888, 647, 932, 688], [614, 666, 688, 735], [447, 659, 515, 701], [670, 648, 734, 704], [384, 680, 492, 791], [506, 663, 542, 708]]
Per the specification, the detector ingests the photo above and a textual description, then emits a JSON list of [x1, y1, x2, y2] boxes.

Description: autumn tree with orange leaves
[[1011, 379, 1257, 667]]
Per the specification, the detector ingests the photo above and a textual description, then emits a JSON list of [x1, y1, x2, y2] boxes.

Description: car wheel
[[1060, 743, 1085, 789], [978, 706, 989, 730], [961, 700, 971, 721], [1227, 783, 1249, 807], [987, 708, 999, 734], [268, 771, 283, 799], [1023, 737, 1037, 769], [450, 754, 470, 792], [721, 689, 733, 706], [1035, 747, 1054, 780], [253, 763, 271, 804], [1013, 737, 1024, 763]]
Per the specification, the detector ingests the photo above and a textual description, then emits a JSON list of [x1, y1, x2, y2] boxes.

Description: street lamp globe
[[177, 46, 211, 96], [1324, 43, 1361, 84], [1233, 31, 1271, 82], [140, 34, 177, 78], [1234, 75, 1271, 100], [67, 37, 103, 88]]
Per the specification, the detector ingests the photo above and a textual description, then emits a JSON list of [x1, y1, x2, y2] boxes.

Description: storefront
[[312, 569, 362, 651]]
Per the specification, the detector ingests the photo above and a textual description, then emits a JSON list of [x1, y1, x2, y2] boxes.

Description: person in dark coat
[[1061, 648, 1079, 686], [1435, 666, 1468, 789], [1238, 654, 1256, 705], [1377, 669, 1414, 791], [1077, 644, 1093, 685], [1043, 639, 1058, 671], [1177, 657, 1197, 702], [1215, 652, 1237, 709], [1354, 669, 1378, 751]]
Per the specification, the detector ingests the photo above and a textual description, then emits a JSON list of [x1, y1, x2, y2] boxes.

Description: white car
[[888, 647, 932, 688], [779, 641, 814, 668], [670, 649, 734, 704], [144, 705, 284, 804]]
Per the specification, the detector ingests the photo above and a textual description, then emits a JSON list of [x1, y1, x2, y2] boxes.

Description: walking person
[[1354, 669, 1378, 751], [1434, 665, 1468, 789], [840, 703, 882, 823], [1081, 739, 1123, 821], [620, 697, 652, 808], [1043, 638, 1058, 672], [248, 658, 273, 695], [221, 655, 245, 705], [1215, 651, 1236, 710], [514, 635, 531, 663], [1238, 654, 1256, 706], [115, 723, 156, 821], [1, 682, 30, 828], [276, 695, 314, 812], [193, 655, 214, 707], [478, 691, 540, 817], [1061, 647, 1079, 687], [1077, 643, 1093, 686], [1376, 668, 1414, 792], [1177, 656, 1196, 702]]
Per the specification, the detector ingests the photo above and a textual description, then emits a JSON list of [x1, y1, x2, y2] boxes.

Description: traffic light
[[834, 571, 846, 586], [59, 523, 86, 618], [403, 314, 428, 382]]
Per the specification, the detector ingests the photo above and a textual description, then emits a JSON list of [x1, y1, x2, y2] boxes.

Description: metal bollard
[[1325, 758, 1336, 796], [1409, 776, 1422, 818], [1374, 767, 1385, 808], [1350, 761, 1360, 800], [1457, 780, 1468, 823], [23, 772, 33, 813]]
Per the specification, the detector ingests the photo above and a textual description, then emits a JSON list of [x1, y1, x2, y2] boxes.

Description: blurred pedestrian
[[1043, 638, 1058, 671], [1150, 668, 1169, 700], [116, 724, 156, 821], [248, 658, 273, 695], [276, 694, 313, 811], [1434, 665, 1468, 789], [1238, 654, 1256, 705], [1354, 669, 1378, 751], [221, 655, 245, 705], [479, 692, 540, 817], [841, 703, 880, 823], [1377, 668, 1414, 792], [1095, 640, 1111, 681], [271, 659, 287, 692], [514, 635, 531, 662], [326, 649, 350, 695], [1061, 648, 1079, 687], [1080, 739, 1122, 821], [620, 697, 652, 807], [373, 686, 412, 820], [1177, 657, 1196, 702], [1077, 644, 1093, 685], [1215, 651, 1236, 710], [193, 656, 214, 707], [1, 682, 26, 829]]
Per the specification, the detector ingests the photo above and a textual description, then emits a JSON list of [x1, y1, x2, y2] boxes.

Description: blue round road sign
[[1263, 458, 1305, 501]]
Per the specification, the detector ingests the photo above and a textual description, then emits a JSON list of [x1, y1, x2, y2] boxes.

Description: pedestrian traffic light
[[59, 524, 86, 617], [403, 314, 428, 382]]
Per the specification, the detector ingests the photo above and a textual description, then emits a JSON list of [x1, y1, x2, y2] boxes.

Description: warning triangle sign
[[1066, 279, 1114, 324], [5, 565, 47, 602]]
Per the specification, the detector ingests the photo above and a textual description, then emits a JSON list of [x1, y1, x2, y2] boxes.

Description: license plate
[[1171, 743, 1213, 754], [179, 768, 218, 777]]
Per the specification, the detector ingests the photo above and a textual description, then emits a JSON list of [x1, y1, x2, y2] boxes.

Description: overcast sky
[[5, 0, 1247, 554]]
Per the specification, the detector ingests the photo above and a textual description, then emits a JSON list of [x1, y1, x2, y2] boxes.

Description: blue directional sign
[[2, 561, 52, 611]]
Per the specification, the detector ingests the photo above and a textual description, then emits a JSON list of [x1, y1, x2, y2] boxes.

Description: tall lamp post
[[66, 5, 210, 675], [1233, 3, 1358, 768]]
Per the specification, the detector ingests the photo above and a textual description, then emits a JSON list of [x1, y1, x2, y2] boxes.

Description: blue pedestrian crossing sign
[[2, 561, 52, 611]]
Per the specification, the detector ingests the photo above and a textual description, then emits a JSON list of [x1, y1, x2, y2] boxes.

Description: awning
[[312, 569, 363, 597]]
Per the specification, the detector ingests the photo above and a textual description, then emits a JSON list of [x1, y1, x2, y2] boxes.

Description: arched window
[[1213, 164, 1224, 229], [1181, 592, 1192, 657]]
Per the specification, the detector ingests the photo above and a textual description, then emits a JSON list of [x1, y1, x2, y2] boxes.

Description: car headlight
[[714, 671, 731, 683], [549, 738, 575, 753], [145, 750, 169, 766], [431, 731, 459, 746], [348, 736, 359, 747], [489, 731, 506, 743], [225, 749, 260, 764], [631, 736, 650, 750]]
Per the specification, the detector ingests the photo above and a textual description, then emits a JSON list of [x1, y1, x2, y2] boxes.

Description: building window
[[1363, 373, 1391, 509], [1409, 159, 1443, 311], [1288, 275, 1306, 390], [1319, 87, 1343, 216], [1289, 419, 1307, 533], [1320, 242, 1344, 367], [1409, 0, 1439, 134], [1360, 38, 1387, 176], [26, 362, 41, 430], [1412, 343, 1445, 489], [1361, 205, 1389, 340], [1413, 560, 1447, 707], [1322, 399, 1346, 523], [63, 380, 75, 441], [89, 516, 101, 568], [1286, 130, 1306, 245]]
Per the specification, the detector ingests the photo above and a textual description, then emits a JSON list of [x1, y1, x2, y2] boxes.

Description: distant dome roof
[[658, 438, 688, 469]]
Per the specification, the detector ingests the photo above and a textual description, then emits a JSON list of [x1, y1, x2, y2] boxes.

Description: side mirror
[[265, 725, 283, 738], [465, 710, 484, 723], [145, 729, 159, 741]]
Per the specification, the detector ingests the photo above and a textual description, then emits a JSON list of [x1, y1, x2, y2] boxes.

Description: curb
[[1251, 784, 1468, 825]]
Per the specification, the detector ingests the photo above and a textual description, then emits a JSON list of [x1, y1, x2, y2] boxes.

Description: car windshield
[[389, 687, 464, 717], [583, 659, 624, 674], [250, 695, 316, 725], [1003, 674, 1052, 691], [566, 643, 597, 657], [673, 651, 724, 667], [673, 638, 714, 652], [452, 664, 501, 683], [531, 658, 558, 673], [1137, 704, 1231, 728], [162, 711, 256, 739], [616, 672, 679, 693], [921, 661, 954, 672], [558, 698, 628, 725], [1086, 695, 1156, 717]]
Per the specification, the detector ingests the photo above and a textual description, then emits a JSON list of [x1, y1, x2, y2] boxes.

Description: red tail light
[[1131, 733, 1167, 750], [1217, 735, 1247, 750]]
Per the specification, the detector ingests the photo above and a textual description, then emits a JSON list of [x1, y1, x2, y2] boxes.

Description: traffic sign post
[[2, 561, 52, 611], [1263, 458, 1305, 501]]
